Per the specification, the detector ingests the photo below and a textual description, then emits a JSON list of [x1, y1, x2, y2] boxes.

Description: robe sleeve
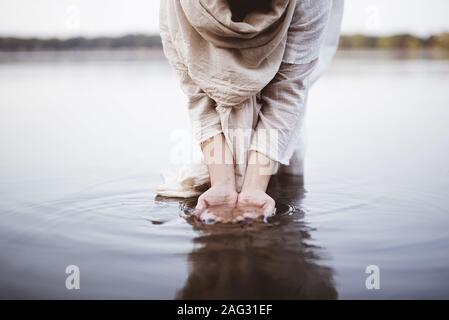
[[159, 6, 222, 144], [248, 60, 316, 165], [178, 72, 223, 144], [249, 0, 332, 164]]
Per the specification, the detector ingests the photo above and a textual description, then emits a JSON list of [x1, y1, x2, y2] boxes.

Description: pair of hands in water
[[196, 136, 276, 224], [194, 184, 276, 223]]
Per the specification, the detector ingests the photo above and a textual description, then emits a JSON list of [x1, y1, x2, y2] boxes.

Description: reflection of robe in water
[[177, 174, 337, 299]]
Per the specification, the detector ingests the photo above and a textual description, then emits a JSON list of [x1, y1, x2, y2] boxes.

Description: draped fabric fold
[[168, 0, 297, 107]]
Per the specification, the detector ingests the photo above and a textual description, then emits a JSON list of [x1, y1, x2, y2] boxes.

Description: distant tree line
[[339, 33, 449, 50], [1, 33, 449, 51], [0, 34, 162, 51]]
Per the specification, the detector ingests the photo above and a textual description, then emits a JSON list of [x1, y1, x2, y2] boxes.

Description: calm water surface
[[0, 51, 448, 299]]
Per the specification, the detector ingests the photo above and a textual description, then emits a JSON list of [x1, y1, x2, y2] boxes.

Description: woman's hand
[[194, 136, 277, 223], [236, 150, 277, 220], [194, 133, 239, 223], [194, 184, 238, 223], [237, 189, 276, 220], [195, 186, 275, 223]]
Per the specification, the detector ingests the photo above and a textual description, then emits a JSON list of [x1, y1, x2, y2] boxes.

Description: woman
[[158, 0, 344, 223]]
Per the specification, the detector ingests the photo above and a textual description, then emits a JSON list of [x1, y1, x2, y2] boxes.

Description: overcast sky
[[0, 0, 448, 38]]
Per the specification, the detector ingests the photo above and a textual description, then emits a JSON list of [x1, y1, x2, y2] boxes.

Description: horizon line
[[1, 31, 448, 41]]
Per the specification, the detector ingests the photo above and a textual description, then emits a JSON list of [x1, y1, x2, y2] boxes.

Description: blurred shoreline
[[1, 48, 448, 64], [1, 33, 449, 63], [1, 33, 449, 51]]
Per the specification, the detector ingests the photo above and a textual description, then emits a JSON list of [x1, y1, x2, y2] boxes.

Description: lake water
[[0, 50, 448, 299]]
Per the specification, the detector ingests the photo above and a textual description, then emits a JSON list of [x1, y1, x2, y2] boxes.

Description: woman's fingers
[[198, 210, 217, 224], [243, 211, 260, 219], [232, 215, 245, 223], [195, 205, 236, 224], [238, 193, 265, 207], [262, 198, 276, 216], [195, 194, 207, 210], [236, 191, 276, 222]]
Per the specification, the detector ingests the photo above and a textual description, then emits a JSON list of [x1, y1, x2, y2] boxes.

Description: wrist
[[201, 133, 236, 190], [241, 167, 271, 192], [242, 151, 274, 192], [210, 173, 236, 189], [241, 181, 268, 193]]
